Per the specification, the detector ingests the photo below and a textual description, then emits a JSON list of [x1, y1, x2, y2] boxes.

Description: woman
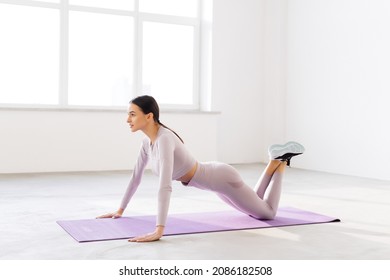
[[98, 95, 304, 242]]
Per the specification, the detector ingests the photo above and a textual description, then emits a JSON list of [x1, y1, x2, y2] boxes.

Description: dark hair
[[130, 95, 184, 143]]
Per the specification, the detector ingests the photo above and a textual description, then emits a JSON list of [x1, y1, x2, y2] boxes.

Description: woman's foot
[[268, 141, 305, 166]]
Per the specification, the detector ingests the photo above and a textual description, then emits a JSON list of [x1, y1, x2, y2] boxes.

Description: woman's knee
[[251, 209, 276, 220]]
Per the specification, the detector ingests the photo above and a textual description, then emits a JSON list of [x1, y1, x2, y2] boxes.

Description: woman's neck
[[143, 123, 161, 144]]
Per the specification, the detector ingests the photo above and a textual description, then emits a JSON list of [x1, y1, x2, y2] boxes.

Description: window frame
[[0, 0, 202, 110]]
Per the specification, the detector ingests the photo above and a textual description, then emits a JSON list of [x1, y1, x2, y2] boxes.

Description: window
[[69, 0, 134, 11], [0, 0, 202, 109], [68, 11, 134, 106], [139, 0, 198, 17], [0, 4, 59, 105], [142, 22, 195, 105]]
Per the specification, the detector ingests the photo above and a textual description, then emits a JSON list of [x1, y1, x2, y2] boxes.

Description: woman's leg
[[254, 160, 283, 199], [190, 142, 304, 219], [263, 162, 286, 212], [209, 162, 286, 219]]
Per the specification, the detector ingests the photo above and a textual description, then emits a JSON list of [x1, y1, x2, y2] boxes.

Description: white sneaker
[[268, 141, 305, 166]]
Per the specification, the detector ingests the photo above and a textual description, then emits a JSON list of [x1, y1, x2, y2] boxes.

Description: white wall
[[212, 0, 390, 181], [211, 0, 289, 164], [0, 109, 218, 173], [262, 0, 288, 150], [212, 0, 267, 163], [286, 0, 390, 180]]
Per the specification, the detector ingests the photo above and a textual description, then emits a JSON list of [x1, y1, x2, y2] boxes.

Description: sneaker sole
[[268, 141, 299, 154], [269, 141, 305, 159]]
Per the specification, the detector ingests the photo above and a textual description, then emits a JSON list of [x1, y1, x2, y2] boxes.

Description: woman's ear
[[146, 112, 154, 121]]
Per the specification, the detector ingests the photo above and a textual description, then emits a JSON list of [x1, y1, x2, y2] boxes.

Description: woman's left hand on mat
[[96, 208, 124, 219], [128, 225, 164, 242]]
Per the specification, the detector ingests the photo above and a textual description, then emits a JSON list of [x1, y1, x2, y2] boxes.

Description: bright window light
[[32, 0, 59, 3], [0, 4, 59, 105], [0, 0, 202, 109], [140, 0, 198, 17], [69, 0, 134, 11], [68, 11, 134, 106], [142, 22, 195, 105]]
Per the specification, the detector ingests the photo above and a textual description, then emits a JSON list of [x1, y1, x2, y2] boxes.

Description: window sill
[[0, 105, 220, 115]]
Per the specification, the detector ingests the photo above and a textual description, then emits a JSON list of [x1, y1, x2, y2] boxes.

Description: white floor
[[1, 163, 390, 260]]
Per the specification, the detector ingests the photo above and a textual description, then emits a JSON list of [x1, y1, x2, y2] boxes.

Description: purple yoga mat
[[57, 207, 340, 243]]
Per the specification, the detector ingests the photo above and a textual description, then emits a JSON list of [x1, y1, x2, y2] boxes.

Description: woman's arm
[[119, 141, 149, 210], [128, 135, 175, 242], [97, 141, 149, 218]]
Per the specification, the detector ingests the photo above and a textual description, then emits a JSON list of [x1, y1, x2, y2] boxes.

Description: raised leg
[[263, 162, 286, 212], [254, 160, 283, 199], [213, 161, 287, 219]]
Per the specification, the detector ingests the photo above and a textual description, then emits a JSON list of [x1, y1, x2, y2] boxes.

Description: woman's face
[[127, 103, 150, 132]]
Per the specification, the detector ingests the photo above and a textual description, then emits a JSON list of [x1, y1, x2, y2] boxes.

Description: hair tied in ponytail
[[130, 95, 184, 143]]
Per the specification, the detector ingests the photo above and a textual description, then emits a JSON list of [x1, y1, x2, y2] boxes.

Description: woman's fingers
[[96, 213, 111, 219], [128, 232, 161, 242], [96, 211, 123, 219]]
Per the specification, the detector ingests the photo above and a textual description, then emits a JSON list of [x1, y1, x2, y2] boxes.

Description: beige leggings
[[186, 162, 283, 220]]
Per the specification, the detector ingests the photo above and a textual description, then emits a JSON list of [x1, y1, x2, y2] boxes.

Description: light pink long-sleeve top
[[120, 126, 196, 226]]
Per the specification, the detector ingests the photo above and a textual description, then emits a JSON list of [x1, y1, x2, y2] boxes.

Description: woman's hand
[[128, 225, 165, 242], [96, 208, 124, 219]]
